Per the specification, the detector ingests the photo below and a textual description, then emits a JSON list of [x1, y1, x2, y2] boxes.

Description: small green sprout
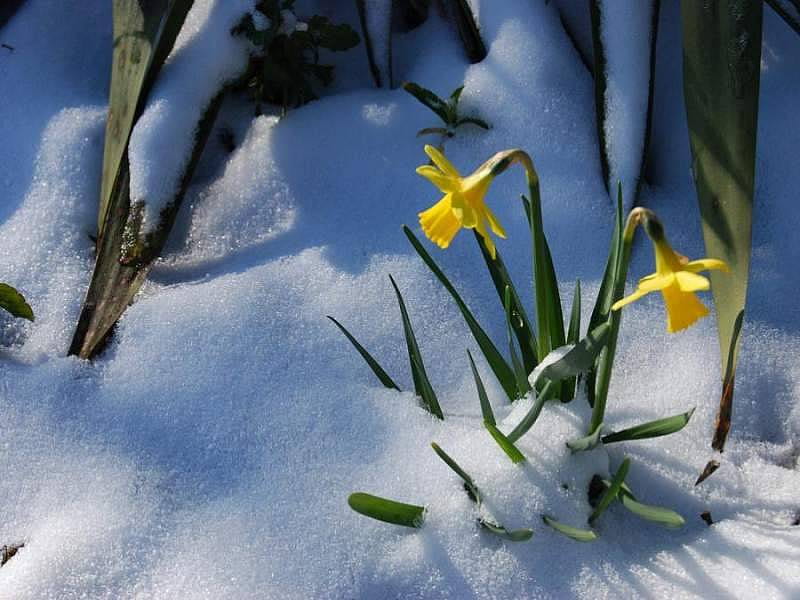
[[0, 283, 33, 321], [403, 82, 490, 142]]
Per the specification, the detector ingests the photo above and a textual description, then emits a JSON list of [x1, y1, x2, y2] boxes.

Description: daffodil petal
[[453, 195, 478, 228], [419, 195, 461, 248], [661, 284, 709, 333], [638, 273, 674, 292], [424, 145, 460, 177], [416, 165, 458, 193], [611, 286, 654, 311], [475, 218, 496, 259], [684, 258, 730, 273], [675, 271, 710, 292], [484, 205, 507, 239]]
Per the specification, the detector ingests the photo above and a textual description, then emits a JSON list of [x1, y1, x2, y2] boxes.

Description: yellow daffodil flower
[[416, 145, 507, 258], [612, 236, 728, 333]]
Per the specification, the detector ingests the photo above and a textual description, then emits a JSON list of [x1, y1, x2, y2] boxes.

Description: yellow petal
[[675, 271, 710, 292], [661, 284, 709, 333], [419, 195, 461, 248], [451, 193, 478, 228], [416, 165, 458, 193], [484, 205, 507, 239], [424, 145, 460, 177], [475, 218, 496, 259], [611, 286, 653, 311], [684, 258, 730, 273], [638, 273, 674, 292]]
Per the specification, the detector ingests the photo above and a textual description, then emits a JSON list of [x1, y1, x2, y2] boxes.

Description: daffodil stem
[[589, 209, 649, 433]]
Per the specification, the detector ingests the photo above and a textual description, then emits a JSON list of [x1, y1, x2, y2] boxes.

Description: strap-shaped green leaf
[[327, 316, 400, 391], [355, 0, 393, 88], [99, 0, 194, 236], [587, 186, 623, 407], [348, 492, 425, 528], [618, 490, 685, 528], [0, 283, 33, 321], [536, 323, 610, 385], [389, 275, 443, 419], [600, 480, 686, 528], [449, 0, 486, 62], [506, 380, 556, 443], [474, 231, 538, 374], [432, 442, 530, 539], [589, 457, 630, 525], [504, 286, 531, 398], [404, 226, 517, 401], [566, 422, 603, 453], [681, 0, 762, 452], [485, 422, 526, 464], [562, 280, 582, 401], [602, 408, 695, 445], [522, 194, 565, 371], [479, 519, 533, 542], [467, 349, 495, 426], [542, 515, 598, 542], [431, 442, 479, 500]]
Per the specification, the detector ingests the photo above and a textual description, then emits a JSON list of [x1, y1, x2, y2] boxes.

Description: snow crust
[[1, 0, 799, 598], [127, 0, 255, 234]]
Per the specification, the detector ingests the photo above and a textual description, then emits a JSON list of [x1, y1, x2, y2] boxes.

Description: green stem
[[589, 208, 651, 432]]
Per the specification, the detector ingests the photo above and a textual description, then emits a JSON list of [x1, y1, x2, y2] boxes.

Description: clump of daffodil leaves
[[338, 145, 728, 541]]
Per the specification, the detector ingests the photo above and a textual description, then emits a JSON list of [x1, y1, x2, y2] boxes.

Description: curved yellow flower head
[[612, 235, 728, 333], [416, 145, 507, 258]]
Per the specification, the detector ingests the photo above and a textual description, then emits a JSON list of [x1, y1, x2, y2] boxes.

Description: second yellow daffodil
[[612, 229, 728, 333], [416, 145, 507, 258]]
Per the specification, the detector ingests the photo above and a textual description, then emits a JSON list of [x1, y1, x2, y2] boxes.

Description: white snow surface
[[127, 0, 255, 234], [598, 0, 657, 208], [1, 0, 799, 598]]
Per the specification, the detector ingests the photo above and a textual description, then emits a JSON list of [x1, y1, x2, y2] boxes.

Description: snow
[[127, 0, 255, 235], [1, 0, 799, 598], [596, 0, 657, 208]]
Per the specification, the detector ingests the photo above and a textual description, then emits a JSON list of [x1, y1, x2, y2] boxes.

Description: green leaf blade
[[589, 457, 630, 525], [485, 422, 526, 464], [0, 283, 34, 321], [474, 231, 538, 374], [537, 323, 610, 385], [542, 515, 598, 542], [348, 493, 425, 528], [566, 422, 603, 454], [467, 349, 495, 426], [327, 316, 400, 391], [404, 226, 518, 401], [480, 519, 533, 542], [389, 275, 443, 419], [618, 492, 685, 529], [601, 408, 695, 445]]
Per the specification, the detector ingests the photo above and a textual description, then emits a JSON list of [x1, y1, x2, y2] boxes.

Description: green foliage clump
[[236, 0, 360, 114]]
